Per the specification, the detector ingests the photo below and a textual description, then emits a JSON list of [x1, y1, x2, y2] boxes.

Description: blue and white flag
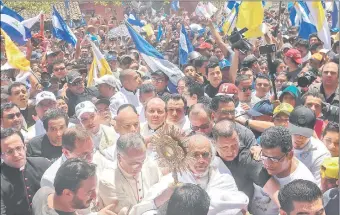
[[127, 13, 144, 27], [0, 2, 31, 45], [179, 24, 193, 65], [171, 0, 180, 12], [331, 2, 339, 29], [291, 2, 317, 40], [126, 22, 184, 85], [156, 24, 163, 42], [52, 6, 77, 47], [21, 11, 42, 29]]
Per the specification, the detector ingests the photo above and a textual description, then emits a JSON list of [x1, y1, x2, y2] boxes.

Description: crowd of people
[[1, 2, 339, 215]]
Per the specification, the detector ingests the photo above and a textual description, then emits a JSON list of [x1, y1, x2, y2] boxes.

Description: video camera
[[227, 28, 252, 54], [297, 69, 317, 88]]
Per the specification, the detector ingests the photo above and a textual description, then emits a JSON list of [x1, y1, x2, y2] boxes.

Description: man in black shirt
[[1, 128, 51, 215], [27, 108, 69, 162], [204, 56, 224, 98], [65, 70, 99, 117], [212, 120, 280, 212]]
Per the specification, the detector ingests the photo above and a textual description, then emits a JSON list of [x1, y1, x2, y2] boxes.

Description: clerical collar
[[20, 106, 27, 111]]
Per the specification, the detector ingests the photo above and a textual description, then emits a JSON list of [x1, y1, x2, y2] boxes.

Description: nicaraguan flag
[[171, 0, 180, 12], [128, 13, 144, 27], [126, 22, 184, 86], [52, 6, 77, 46], [179, 24, 193, 65], [21, 11, 42, 29], [331, 2, 339, 29], [0, 2, 31, 45], [156, 24, 163, 42], [292, 2, 317, 40], [305, 1, 331, 49]]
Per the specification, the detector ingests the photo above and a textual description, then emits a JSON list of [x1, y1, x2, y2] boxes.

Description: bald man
[[110, 69, 143, 117], [188, 103, 214, 137], [129, 134, 249, 215], [140, 97, 167, 137], [105, 104, 141, 163]]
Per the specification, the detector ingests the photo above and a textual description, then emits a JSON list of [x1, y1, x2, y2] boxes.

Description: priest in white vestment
[[129, 134, 249, 215]]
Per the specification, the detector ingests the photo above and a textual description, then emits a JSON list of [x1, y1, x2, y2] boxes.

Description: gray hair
[[212, 120, 237, 141], [188, 134, 216, 166], [116, 133, 145, 154]]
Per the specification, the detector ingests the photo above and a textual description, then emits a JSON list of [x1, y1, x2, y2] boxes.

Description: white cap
[[75, 101, 97, 119], [35, 91, 56, 106], [95, 75, 118, 88]]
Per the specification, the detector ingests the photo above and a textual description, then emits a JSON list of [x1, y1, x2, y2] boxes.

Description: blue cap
[[331, 28, 339, 33], [219, 59, 231, 69], [247, 100, 273, 117], [105, 54, 117, 62]]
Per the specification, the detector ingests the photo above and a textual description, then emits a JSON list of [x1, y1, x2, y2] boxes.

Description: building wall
[[79, 2, 124, 23]]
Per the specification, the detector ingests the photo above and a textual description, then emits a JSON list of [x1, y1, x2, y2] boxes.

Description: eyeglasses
[[191, 123, 210, 131], [6, 112, 21, 119], [54, 67, 65, 71], [192, 151, 211, 159], [151, 78, 165, 83], [1, 145, 25, 156], [260, 151, 287, 163], [217, 109, 235, 116], [71, 80, 83, 86], [241, 87, 252, 92]]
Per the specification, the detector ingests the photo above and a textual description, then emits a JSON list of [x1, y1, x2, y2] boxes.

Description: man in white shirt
[[129, 134, 249, 215], [75, 101, 118, 159], [138, 84, 157, 124], [288, 106, 331, 186], [165, 94, 190, 132], [251, 126, 316, 215], [98, 133, 162, 213], [110, 69, 142, 117], [27, 91, 57, 138]]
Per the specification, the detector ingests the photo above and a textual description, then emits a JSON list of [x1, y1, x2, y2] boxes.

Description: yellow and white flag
[[236, 1, 264, 39], [1, 28, 30, 71], [87, 39, 114, 87], [305, 1, 331, 49]]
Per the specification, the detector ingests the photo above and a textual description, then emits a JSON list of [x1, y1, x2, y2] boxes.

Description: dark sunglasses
[[241, 87, 252, 92], [191, 123, 210, 131], [6, 112, 21, 119], [71, 80, 83, 86], [54, 67, 65, 71]]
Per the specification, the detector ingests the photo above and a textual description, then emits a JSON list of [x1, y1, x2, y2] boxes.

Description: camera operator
[[309, 61, 339, 106]]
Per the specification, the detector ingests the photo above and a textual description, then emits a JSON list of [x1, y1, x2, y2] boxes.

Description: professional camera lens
[[297, 71, 317, 88]]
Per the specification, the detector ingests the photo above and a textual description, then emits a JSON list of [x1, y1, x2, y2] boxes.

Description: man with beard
[[27, 109, 69, 162], [33, 158, 120, 215], [1, 128, 51, 215], [129, 134, 249, 215]]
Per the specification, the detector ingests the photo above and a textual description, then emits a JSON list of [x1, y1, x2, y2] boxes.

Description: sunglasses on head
[[6, 112, 21, 119]]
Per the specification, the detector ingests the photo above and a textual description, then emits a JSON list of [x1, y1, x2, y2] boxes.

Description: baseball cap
[[247, 100, 273, 117], [196, 42, 212, 50], [105, 54, 117, 62], [217, 83, 239, 97], [66, 70, 82, 84], [119, 55, 133, 65], [281, 43, 293, 51], [288, 106, 316, 138], [284, 49, 302, 64], [95, 75, 118, 88], [35, 91, 56, 106], [321, 157, 339, 179], [95, 98, 110, 106], [273, 103, 294, 118], [311, 53, 323, 61], [75, 101, 97, 119]]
